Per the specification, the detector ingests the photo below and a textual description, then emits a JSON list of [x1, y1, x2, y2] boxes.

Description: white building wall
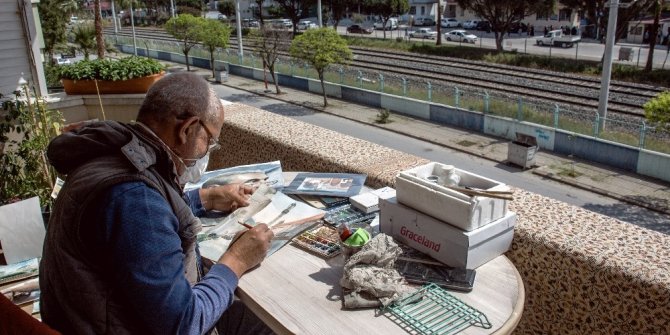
[[0, 0, 46, 97]]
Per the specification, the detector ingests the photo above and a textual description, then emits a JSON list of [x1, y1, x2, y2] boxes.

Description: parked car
[[273, 19, 293, 29], [346, 24, 373, 34], [298, 20, 317, 30], [414, 17, 435, 26], [440, 18, 461, 28], [373, 18, 398, 30], [410, 28, 437, 39], [475, 20, 491, 32], [536, 29, 581, 48], [444, 30, 478, 44], [461, 20, 480, 30], [242, 19, 260, 27], [56, 58, 71, 65], [510, 22, 528, 34]]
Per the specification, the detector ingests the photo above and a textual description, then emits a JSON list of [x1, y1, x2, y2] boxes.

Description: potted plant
[[1, 81, 64, 214], [58, 56, 166, 95]]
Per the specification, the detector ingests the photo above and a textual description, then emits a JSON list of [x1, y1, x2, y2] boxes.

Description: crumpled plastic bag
[[340, 233, 414, 309]]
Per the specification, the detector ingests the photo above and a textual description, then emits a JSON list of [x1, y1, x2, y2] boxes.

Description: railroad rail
[[104, 27, 663, 119]]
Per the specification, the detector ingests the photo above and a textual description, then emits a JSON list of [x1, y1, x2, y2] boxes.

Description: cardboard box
[[380, 198, 515, 269], [396, 162, 509, 231]]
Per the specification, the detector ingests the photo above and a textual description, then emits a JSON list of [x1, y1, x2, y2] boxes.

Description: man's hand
[[218, 224, 274, 278], [199, 183, 254, 212]]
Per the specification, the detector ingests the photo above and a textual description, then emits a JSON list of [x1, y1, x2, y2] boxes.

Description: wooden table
[[237, 230, 524, 335]]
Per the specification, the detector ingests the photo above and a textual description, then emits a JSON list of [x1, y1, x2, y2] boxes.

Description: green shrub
[[376, 108, 391, 123], [644, 91, 670, 131], [44, 63, 63, 88], [58, 56, 165, 81]]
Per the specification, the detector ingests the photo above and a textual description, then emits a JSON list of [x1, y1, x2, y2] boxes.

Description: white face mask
[[178, 152, 210, 185]]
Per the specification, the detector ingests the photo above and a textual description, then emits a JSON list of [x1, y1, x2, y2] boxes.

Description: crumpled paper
[[339, 233, 414, 309]]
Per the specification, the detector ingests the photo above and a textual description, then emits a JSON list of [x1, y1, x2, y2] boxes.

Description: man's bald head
[[137, 72, 223, 127]]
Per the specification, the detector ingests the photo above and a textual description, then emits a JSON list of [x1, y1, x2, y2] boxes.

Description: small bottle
[[440, 165, 460, 187]]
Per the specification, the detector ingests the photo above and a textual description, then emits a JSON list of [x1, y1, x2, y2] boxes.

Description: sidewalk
[[181, 65, 670, 215]]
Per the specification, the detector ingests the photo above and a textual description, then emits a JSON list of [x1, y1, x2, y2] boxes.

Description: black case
[[395, 257, 476, 292]]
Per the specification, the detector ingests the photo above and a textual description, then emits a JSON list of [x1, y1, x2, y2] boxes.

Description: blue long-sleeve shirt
[[95, 182, 238, 335]]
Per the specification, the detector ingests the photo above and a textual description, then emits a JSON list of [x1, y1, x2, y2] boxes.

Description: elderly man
[[40, 73, 274, 334]]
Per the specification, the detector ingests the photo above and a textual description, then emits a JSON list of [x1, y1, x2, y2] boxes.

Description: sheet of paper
[[0, 197, 46, 264], [197, 190, 325, 262]]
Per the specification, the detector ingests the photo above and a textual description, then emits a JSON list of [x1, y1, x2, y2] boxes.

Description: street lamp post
[[130, 1, 137, 56], [317, 0, 322, 27], [236, 0, 243, 58]]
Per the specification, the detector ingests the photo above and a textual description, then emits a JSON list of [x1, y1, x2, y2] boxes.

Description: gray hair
[[137, 72, 222, 125]]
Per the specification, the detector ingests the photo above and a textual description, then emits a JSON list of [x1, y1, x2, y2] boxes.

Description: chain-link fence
[[110, 36, 670, 155]]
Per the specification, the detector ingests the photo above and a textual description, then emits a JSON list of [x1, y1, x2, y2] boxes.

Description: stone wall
[[212, 103, 670, 334]]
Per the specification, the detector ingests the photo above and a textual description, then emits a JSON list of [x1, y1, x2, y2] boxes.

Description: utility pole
[[317, 0, 323, 27], [236, 0, 243, 57], [170, 0, 175, 18], [598, 0, 636, 131], [130, 1, 137, 56]]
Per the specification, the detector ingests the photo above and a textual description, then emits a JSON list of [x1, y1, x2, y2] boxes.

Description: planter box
[[62, 72, 165, 95]]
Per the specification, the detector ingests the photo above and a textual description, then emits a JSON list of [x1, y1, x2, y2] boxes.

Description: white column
[[130, 2, 137, 56], [236, 0, 243, 57]]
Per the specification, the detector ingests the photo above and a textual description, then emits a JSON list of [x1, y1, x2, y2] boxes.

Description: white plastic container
[[395, 162, 509, 231], [380, 198, 516, 269]]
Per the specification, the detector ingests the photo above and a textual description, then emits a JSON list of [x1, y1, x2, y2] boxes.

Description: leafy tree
[[644, 91, 670, 131], [253, 0, 266, 25], [248, 27, 292, 94], [364, 0, 409, 39], [290, 28, 352, 106], [455, 0, 554, 51], [166, 14, 203, 71], [328, 0, 357, 28], [71, 24, 97, 59], [218, 0, 235, 18], [275, 0, 315, 34], [39, 0, 70, 64], [199, 19, 231, 78]]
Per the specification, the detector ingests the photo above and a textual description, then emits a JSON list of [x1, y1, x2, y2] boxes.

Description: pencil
[[239, 221, 254, 229]]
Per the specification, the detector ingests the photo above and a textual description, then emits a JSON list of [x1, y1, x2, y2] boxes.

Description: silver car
[[444, 30, 478, 44]]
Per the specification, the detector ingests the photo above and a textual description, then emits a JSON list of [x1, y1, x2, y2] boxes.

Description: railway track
[[105, 27, 664, 119]]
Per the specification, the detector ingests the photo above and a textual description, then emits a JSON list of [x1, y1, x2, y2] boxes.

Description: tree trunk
[[382, 19, 387, 39], [210, 49, 216, 78], [645, 0, 661, 72], [269, 66, 281, 94], [184, 50, 190, 71], [495, 32, 503, 51], [319, 72, 327, 107], [436, 0, 442, 46], [94, 0, 105, 59]]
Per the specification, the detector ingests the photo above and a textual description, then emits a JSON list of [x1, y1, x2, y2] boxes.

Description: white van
[[374, 18, 398, 30]]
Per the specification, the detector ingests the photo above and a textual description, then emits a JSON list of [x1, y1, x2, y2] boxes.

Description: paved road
[[335, 25, 670, 69], [213, 84, 670, 230]]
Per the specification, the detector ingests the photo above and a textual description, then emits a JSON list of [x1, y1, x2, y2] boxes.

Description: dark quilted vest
[[39, 124, 202, 334]]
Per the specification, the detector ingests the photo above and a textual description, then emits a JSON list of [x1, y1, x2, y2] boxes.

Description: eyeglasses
[[198, 120, 220, 151]]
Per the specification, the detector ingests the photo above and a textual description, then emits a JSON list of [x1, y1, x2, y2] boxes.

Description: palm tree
[[72, 24, 97, 59], [94, 0, 105, 59]]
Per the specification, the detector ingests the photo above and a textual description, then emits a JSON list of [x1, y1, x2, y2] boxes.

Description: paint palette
[[292, 225, 342, 258], [323, 204, 377, 227]]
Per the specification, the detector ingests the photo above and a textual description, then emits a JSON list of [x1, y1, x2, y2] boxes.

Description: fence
[[112, 35, 670, 155]]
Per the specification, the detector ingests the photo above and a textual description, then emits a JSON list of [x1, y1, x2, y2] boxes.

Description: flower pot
[[61, 72, 165, 95]]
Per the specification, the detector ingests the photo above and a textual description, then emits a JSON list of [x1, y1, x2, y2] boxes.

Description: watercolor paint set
[[292, 225, 342, 258]]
